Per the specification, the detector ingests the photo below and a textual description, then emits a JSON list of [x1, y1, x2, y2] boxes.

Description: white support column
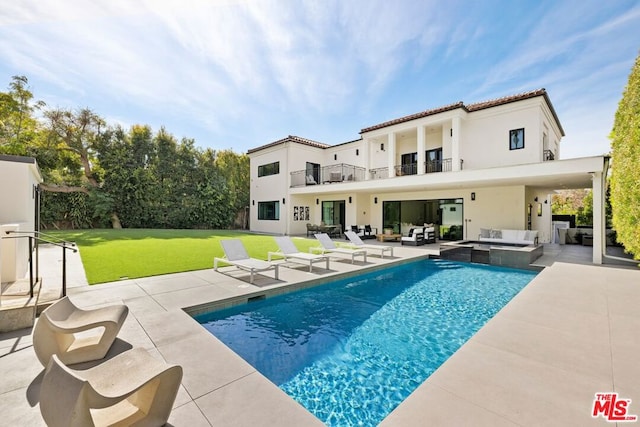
[[592, 171, 604, 264], [451, 117, 461, 171], [363, 139, 371, 180], [417, 125, 425, 175], [388, 133, 396, 177]]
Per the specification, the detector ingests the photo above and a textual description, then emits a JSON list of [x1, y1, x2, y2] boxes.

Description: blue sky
[[1, 0, 638, 158]]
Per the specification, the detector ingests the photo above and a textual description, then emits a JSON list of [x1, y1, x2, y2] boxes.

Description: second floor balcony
[[290, 158, 459, 187], [394, 158, 455, 176], [290, 163, 366, 187]]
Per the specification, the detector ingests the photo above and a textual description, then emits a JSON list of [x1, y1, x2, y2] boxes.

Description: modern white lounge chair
[[214, 239, 279, 284], [33, 296, 129, 367], [311, 233, 367, 264], [344, 231, 394, 258], [268, 236, 330, 272], [40, 348, 182, 427], [401, 227, 427, 246]]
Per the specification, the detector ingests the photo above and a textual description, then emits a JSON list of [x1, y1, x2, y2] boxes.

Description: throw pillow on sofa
[[489, 229, 502, 239]]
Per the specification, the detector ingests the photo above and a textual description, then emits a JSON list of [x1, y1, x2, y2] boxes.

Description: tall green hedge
[[610, 53, 640, 260]]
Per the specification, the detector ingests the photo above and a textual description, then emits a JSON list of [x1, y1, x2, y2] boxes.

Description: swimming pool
[[194, 259, 537, 425]]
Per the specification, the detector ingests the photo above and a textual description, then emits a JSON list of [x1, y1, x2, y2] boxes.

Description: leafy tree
[[214, 149, 250, 227], [2, 75, 248, 230], [0, 75, 45, 155], [40, 107, 123, 227], [551, 189, 592, 224], [610, 53, 640, 260], [95, 125, 156, 228]]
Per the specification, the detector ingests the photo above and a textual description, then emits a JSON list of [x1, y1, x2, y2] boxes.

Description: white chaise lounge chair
[[344, 231, 394, 258], [268, 236, 330, 272], [311, 233, 367, 264], [214, 239, 279, 284], [33, 296, 129, 367], [40, 348, 182, 427]]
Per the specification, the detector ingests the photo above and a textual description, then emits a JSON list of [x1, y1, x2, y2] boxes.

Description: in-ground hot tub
[[438, 240, 543, 270]]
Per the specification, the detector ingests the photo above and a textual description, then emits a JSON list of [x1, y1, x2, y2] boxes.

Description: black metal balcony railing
[[394, 163, 418, 176], [543, 150, 555, 161], [394, 158, 454, 176], [428, 158, 454, 173]]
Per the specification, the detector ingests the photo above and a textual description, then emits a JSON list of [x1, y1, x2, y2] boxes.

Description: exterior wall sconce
[[356, 149, 359, 156], [534, 196, 538, 202], [334, 154, 337, 161], [471, 192, 476, 201], [252, 200, 255, 206], [316, 198, 319, 205], [374, 197, 378, 204], [544, 199, 548, 204], [380, 143, 384, 151], [282, 198, 285, 205], [348, 196, 352, 204]]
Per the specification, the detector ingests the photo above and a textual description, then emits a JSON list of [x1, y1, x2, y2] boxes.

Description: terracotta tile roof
[[360, 88, 564, 136], [360, 102, 464, 133], [247, 135, 331, 154], [465, 88, 547, 111], [249, 89, 564, 154]]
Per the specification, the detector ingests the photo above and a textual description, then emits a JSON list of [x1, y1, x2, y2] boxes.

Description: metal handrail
[[3, 230, 77, 298]]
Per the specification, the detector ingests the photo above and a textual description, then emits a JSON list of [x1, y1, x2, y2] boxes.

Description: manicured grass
[[45, 229, 319, 285]]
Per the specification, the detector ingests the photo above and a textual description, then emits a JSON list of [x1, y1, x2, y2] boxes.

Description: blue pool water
[[195, 259, 537, 425]]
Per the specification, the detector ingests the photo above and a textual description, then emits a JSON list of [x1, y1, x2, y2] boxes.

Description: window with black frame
[[400, 153, 417, 175], [258, 201, 279, 220], [258, 161, 280, 177], [426, 148, 443, 172], [509, 128, 525, 150]]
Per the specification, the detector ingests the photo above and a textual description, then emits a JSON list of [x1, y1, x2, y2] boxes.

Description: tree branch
[[40, 184, 89, 194]]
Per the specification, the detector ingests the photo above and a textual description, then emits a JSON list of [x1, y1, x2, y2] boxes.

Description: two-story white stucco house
[[247, 89, 609, 263]]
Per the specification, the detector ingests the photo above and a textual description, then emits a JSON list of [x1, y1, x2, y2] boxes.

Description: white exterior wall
[[368, 140, 388, 170], [325, 141, 365, 167], [288, 195, 320, 235], [395, 137, 416, 164], [249, 146, 289, 235], [0, 158, 42, 283], [425, 127, 443, 151], [0, 160, 39, 226], [461, 99, 544, 170]]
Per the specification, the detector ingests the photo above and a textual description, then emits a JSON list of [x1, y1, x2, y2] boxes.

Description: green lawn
[[44, 229, 319, 285]]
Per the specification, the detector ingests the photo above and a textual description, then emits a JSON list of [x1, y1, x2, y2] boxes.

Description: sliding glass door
[[321, 200, 345, 231], [382, 198, 464, 239]]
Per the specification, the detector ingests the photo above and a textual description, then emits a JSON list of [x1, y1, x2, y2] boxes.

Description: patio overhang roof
[[289, 156, 609, 196]]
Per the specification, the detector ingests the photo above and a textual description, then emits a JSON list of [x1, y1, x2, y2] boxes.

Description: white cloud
[[0, 0, 637, 153]]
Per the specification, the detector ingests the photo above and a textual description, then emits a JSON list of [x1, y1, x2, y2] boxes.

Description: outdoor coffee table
[[376, 233, 402, 242]]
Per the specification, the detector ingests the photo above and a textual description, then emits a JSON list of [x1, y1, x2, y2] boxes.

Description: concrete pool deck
[[1, 241, 639, 426]]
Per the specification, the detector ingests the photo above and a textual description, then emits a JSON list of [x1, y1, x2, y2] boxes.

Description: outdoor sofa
[[478, 228, 538, 245]]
